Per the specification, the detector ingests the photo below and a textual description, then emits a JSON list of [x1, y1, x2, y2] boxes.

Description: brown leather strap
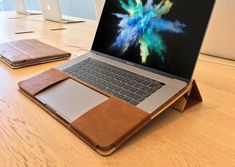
[[18, 68, 69, 96], [71, 97, 151, 151]]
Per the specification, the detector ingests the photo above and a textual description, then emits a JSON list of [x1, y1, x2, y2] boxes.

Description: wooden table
[[0, 11, 235, 167]]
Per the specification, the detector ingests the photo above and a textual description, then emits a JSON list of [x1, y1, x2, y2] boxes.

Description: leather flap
[[0, 39, 71, 63], [71, 98, 150, 151], [18, 68, 69, 96], [172, 80, 202, 112]]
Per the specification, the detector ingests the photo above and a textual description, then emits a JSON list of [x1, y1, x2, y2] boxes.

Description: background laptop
[[36, 0, 215, 123], [14, 0, 41, 15], [39, 0, 84, 24]]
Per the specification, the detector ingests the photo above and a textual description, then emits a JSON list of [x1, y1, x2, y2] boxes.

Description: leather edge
[[18, 68, 69, 96], [70, 97, 151, 152]]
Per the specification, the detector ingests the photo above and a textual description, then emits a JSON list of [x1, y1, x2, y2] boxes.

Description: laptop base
[[18, 68, 202, 156]]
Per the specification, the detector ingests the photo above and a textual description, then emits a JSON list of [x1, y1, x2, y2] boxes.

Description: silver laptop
[[36, 0, 215, 123], [14, 0, 41, 15], [39, 0, 84, 24]]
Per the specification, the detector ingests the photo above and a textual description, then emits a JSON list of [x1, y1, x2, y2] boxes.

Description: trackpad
[[35, 79, 109, 123]]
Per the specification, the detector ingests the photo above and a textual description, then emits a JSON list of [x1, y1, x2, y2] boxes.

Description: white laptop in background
[[14, 0, 41, 15], [39, 0, 84, 24], [201, 0, 235, 60]]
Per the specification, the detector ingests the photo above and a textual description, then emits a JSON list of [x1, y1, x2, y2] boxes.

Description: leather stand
[[18, 68, 202, 156], [172, 80, 202, 112]]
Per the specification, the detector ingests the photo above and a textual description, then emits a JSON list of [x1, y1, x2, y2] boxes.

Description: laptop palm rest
[[35, 79, 109, 123]]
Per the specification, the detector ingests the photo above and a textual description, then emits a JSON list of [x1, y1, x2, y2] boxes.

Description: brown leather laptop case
[[0, 39, 71, 68], [18, 68, 202, 156]]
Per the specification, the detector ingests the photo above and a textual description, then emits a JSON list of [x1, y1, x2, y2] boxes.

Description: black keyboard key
[[123, 97, 133, 102], [115, 93, 125, 99], [129, 86, 139, 93], [116, 81, 125, 87], [136, 90, 146, 96], [130, 100, 139, 106], [147, 87, 158, 93], [127, 92, 143, 101]]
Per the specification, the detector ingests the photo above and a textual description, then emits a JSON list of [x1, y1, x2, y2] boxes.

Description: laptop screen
[[92, 0, 215, 80]]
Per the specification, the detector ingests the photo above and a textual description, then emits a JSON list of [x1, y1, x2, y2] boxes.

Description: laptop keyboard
[[64, 58, 165, 106]]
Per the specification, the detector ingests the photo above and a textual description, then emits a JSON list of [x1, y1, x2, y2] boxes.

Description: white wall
[[201, 0, 235, 60], [93, 0, 105, 20], [61, 0, 96, 19]]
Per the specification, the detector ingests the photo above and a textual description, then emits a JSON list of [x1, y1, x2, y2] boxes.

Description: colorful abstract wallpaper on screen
[[112, 0, 186, 64], [92, 0, 214, 79]]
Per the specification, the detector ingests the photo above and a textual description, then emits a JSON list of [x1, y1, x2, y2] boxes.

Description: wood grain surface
[[0, 11, 235, 167]]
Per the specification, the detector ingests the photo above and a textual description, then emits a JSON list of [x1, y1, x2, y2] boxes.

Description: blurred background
[[0, 0, 234, 60], [0, 0, 99, 20]]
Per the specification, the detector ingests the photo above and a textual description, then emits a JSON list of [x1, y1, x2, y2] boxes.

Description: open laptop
[[14, 0, 41, 15], [39, 0, 84, 24], [35, 0, 215, 123]]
